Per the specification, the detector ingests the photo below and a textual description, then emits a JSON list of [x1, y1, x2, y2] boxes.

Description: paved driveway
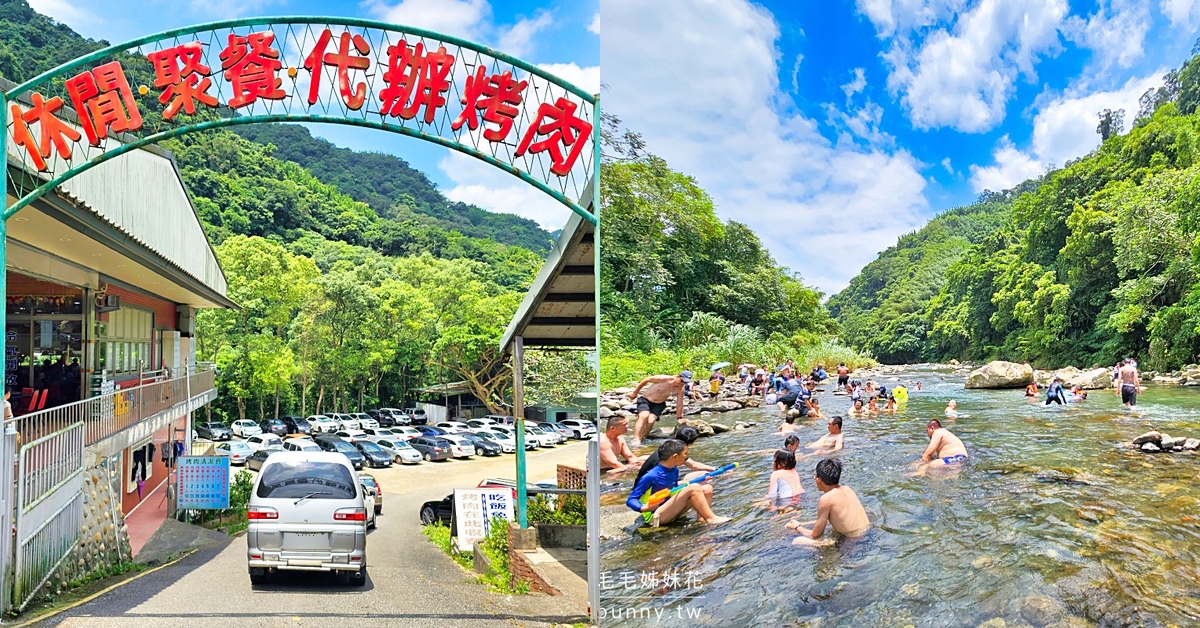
[[39, 442, 590, 627]]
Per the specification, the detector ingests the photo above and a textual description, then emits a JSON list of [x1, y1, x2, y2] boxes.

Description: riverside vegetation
[[829, 43, 1200, 372], [0, 0, 594, 419]]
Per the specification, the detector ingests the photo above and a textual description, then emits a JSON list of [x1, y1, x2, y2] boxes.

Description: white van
[[247, 451, 368, 586]]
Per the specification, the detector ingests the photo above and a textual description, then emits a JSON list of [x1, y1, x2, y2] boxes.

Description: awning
[[411, 381, 473, 396]]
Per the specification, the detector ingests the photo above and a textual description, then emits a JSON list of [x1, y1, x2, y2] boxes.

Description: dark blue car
[[414, 425, 448, 437]]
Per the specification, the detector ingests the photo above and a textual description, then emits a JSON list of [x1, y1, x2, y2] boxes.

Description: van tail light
[[248, 506, 278, 520], [334, 508, 367, 521]]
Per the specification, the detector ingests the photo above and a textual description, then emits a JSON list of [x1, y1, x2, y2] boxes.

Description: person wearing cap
[[627, 371, 692, 447]]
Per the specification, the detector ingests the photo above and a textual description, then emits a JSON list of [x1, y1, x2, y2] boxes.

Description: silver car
[[247, 452, 368, 586]]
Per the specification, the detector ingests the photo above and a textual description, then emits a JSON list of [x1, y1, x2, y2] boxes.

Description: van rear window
[[256, 461, 356, 499]]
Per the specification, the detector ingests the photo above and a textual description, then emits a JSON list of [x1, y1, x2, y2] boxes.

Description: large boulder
[[1049, 366, 1113, 390], [965, 361, 1034, 389], [679, 419, 715, 437], [1132, 431, 1162, 445], [699, 400, 743, 413]]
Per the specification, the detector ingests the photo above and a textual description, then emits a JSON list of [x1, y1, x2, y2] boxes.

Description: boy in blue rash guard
[[627, 439, 731, 526]]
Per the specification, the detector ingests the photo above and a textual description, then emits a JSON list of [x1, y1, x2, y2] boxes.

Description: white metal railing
[[3, 365, 215, 448]]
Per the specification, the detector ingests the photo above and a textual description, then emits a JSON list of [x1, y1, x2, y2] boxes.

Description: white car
[[475, 430, 516, 453], [466, 418, 498, 430], [244, 434, 284, 452], [558, 419, 597, 439], [531, 423, 567, 444], [490, 425, 539, 450], [436, 421, 473, 434], [215, 440, 253, 465], [231, 419, 262, 437], [282, 438, 321, 452], [438, 434, 475, 458], [308, 415, 337, 433], [354, 413, 379, 429], [376, 438, 422, 464], [526, 425, 558, 446], [333, 414, 360, 431], [388, 426, 422, 441], [335, 430, 370, 443], [361, 427, 397, 442]]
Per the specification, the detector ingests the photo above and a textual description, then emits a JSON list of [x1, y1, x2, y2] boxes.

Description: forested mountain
[[831, 45, 1200, 371], [234, 124, 554, 253], [600, 118, 871, 387], [0, 0, 587, 418]]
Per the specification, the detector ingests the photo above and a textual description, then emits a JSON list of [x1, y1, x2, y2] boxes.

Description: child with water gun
[[626, 439, 733, 526]]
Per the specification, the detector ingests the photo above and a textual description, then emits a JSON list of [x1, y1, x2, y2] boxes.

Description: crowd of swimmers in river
[[599, 357, 1146, 547]]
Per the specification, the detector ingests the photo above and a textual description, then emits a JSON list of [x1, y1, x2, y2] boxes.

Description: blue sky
[[29, 0, 599, 230], [603, 0, 1198, 292]]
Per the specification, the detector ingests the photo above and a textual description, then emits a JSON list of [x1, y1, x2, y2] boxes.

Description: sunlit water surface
[[599, 366, 1200, 627]]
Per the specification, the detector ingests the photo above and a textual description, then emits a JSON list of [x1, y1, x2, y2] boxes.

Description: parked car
[[244, 434, 284, 452], [473, 430, 515, 453], [362, 481, 378, 530], [282, 437, 321, 453], [490, 425, 539, 450], [459, 432, 503, 457], [352, 440, 393, 468], [366, 409, 395, 428], [215, 440, 253, 465], [331, 413, 360, 431], [435, 421, 472, 434], [359, 473, 383, 515], [361, 427, 397, 442], [196, 422, 232, 441], [527, 424, 560, 446], [414, 425, 448, 437], [536, 422, 572, 442], [403, 407, 428, 425], [466, 418, 499, 431], [381, 408, 410, 425], [353, 412, 378, 429], [308, 415, 337, 433], [485, 414, 516, 425], [558, 418, 597, 439], [335, 430, 370, 443], [258, 418, 288, 438], [408, 436, 453, 462], [419, 493, 453, 526], [231, 419, 262, 438], [280, 416, 313, 436], [312, 435, 366, 470], [376, 438, 422, 464], [247, 451, 368, 586], [246, 448, 274, 471], [438, 434, 475, 459], [389, 426, 422, 441]]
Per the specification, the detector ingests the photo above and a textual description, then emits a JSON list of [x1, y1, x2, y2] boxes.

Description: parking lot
[[40, 440, 590, 627]]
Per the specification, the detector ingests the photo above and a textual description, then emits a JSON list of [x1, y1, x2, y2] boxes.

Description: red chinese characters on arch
[[451, 66, 527, 142], [9, 94, 81, 172], [219, 31, 286, 109], [304, 29, 372, 110], [516, 97, 592, 176], [147, 41, 218, 120], [379, 40, 453, 124], [64, 61, 144, 146]]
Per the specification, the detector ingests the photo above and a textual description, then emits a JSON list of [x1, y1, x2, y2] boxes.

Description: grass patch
[[422, 522, 473, 570], [478, 518, 529, 595], [11, 560, 147, 620], [528, 494, 586, 526]]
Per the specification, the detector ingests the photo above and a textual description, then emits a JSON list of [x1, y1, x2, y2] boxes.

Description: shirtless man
[[917, 419, 967, 473], [786, 458, 869, 545], [599, 416, 643, 474], [835, 362, 850, 391], [802, 416, 844, 457], [1119, 358, 1140, 408], [628, 371, 690, 447]]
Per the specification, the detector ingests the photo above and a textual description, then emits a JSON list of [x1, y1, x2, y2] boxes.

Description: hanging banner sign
[[3, 18, 597, 224]]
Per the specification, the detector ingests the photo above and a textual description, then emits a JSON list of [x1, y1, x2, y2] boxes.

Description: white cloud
[[841, 67, 867, 102], [27, 0, 100, 27], [589, 11, 600, 34], [856, 0, 966, 38], [968, 70, 1160, 193], [498, 11, 555, 58], [604, 0, 928, 293], [941, 157, 953, 174], [968, 136, 1044, 192], [1063, 0, 1149, 70], [364, 0, 491, 41], [790, 53, 804, 93], [537, 62, 601, 94], [439, 152, 575, 230], [876, 0, 1068, 132], [1161, 0, 1200, 26]]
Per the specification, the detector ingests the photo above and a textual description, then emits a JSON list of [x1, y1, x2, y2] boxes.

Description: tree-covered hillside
[[234, 124, 554, 253], [831, 45, 1200, 371]]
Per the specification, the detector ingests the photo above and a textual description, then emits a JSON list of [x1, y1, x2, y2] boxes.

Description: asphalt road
[[39, 441, 590, 627]]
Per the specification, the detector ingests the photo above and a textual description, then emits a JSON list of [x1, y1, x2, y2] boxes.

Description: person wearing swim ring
[[916, 419, 967, 475]]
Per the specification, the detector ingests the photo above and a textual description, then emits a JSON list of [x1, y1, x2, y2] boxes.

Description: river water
[[598, 365, 1200, 627]]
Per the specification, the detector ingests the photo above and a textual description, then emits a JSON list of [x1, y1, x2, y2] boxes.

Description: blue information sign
[[177, 455, 231, 509]]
